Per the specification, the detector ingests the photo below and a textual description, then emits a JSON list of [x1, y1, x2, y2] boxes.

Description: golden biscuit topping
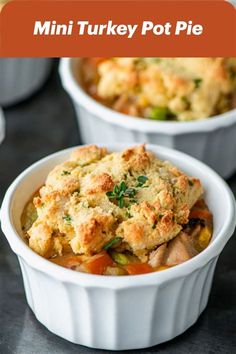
[[23, 145, 203, 262], [82, 57, 236, 121]]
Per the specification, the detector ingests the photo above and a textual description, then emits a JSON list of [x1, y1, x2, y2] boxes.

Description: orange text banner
[[0, 0, 235, 57]]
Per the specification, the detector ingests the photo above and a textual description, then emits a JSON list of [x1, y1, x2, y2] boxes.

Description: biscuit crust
[[24, 145, 203, 260]]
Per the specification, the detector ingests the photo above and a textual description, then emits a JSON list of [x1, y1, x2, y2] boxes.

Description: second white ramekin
[[1, 144, 236, 350], [59, 58, 236, 179], [0, 107, 5, 145], [0, 58, 53, 106]]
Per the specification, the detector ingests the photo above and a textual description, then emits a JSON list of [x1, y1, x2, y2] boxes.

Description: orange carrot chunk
[[124, 263, 153, 275], [84, 251, 113, 275], [189, 209, 212, 220]]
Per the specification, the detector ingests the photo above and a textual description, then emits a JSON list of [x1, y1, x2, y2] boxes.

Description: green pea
[[149, 107, 168, 121]]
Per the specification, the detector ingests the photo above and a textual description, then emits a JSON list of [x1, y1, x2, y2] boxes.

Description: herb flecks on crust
[[22, 145, 203, 262]]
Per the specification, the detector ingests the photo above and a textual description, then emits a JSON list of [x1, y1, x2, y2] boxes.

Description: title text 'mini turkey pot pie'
[[81, 57, 236, 121], [22, 145, 213, 275]]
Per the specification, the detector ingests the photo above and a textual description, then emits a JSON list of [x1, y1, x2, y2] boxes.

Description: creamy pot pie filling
[[81, 57, 236, 121], [21, 145, 213, 275]]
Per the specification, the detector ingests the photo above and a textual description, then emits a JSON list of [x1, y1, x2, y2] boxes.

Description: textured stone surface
[[0, 62, 236, 354]]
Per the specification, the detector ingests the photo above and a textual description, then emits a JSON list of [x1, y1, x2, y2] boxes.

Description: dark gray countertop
[[0, 62, 236, 354]]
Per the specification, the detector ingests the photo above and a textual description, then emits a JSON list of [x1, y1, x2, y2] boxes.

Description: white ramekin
[[0, 107, 5, 145], [59, 58, 236, 179], [227, 0, 236, 8], [0, 58, 53, 106], [1, 144, 235, 350]]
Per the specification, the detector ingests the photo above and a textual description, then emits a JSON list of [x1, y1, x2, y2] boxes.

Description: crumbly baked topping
[[82, 57, 236, 121], [23, 145, 203, 262]]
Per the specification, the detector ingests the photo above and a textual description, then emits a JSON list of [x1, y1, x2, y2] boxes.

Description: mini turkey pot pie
[[81, 57, 236, 122], [21, 145, 213, 275]]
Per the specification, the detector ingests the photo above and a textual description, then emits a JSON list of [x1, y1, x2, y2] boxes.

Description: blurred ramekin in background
[[1, 144, 235, 350], [59, 58, 236, 179], [0, 107, 5, 145], [0, 58, 52, 106], [227, 0, 236, 8]]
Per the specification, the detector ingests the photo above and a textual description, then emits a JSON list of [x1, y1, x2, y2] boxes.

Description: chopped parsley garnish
[[136, 175, 148, 187], [188, 180, 194, 187], [193, 78, 202, 88], [125, 188, 137, 198], [152, 215, 163, 229], [106, 176, 148, 208], [63, 215, 72, 223], [103, 237, 122, 251], [152, 221, 157, 229], [118, 198, 125, 208], [61, 170, 71, 176], [106, 181, 137, 208], [125, 211, 131, 218]]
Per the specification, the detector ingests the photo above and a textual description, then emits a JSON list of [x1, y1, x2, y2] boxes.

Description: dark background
[[0, 62, 236, 354]]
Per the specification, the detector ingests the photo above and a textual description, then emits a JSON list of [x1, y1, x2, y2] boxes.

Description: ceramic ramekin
[[1, 144, 235, 350], [0, 107, 5, 145], [0, 58, 53, 106], [59, 58, 236, 179]]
